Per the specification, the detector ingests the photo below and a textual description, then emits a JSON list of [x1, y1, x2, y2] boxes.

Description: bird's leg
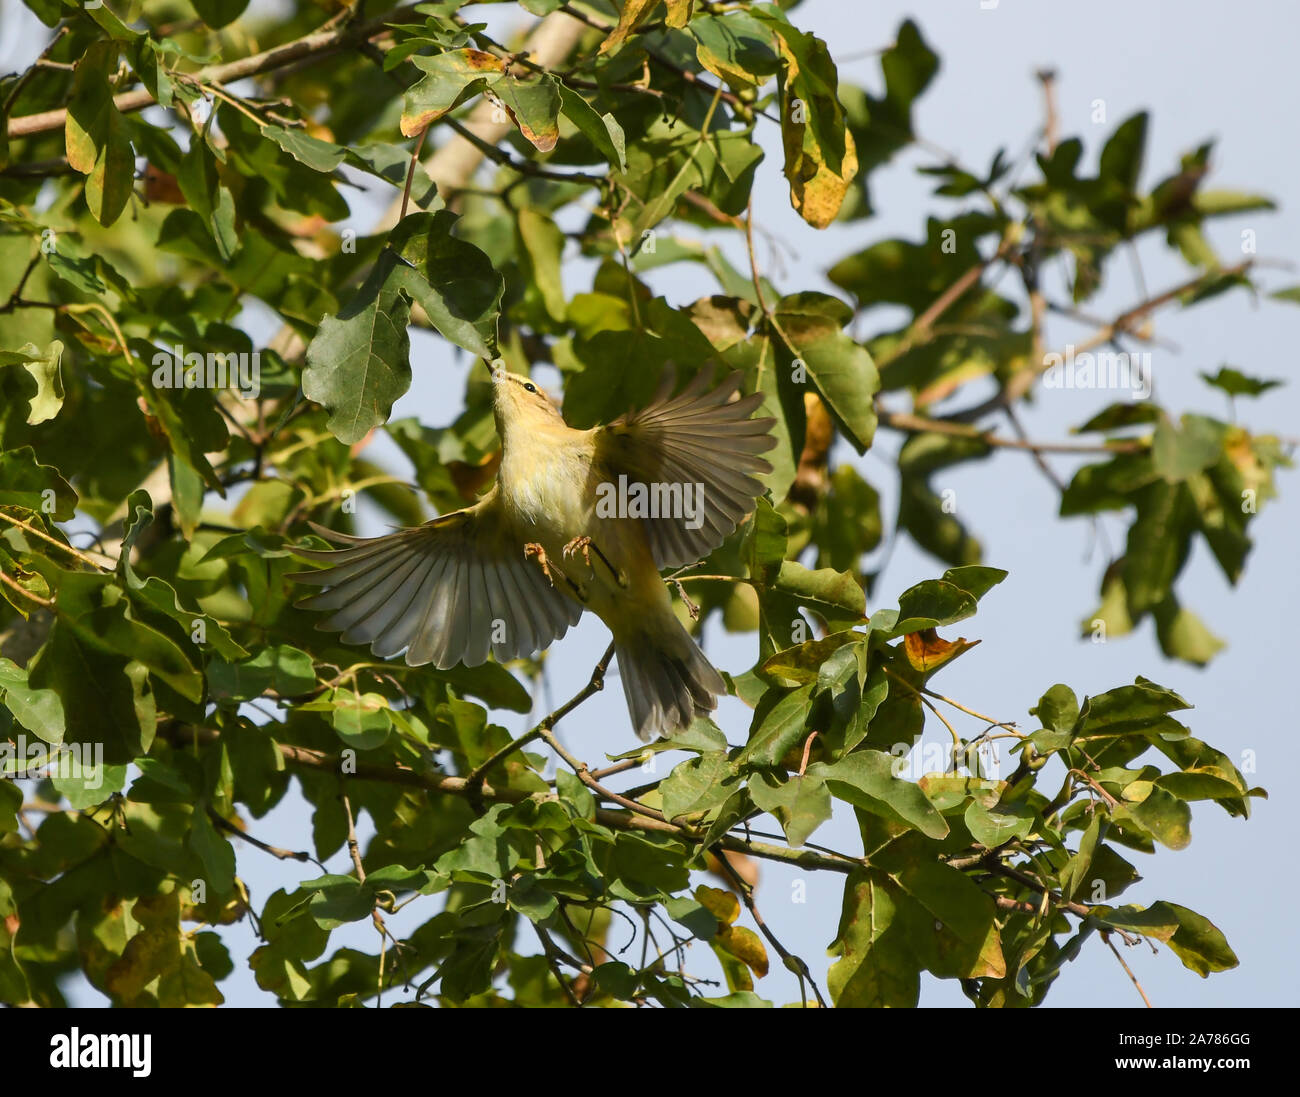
[[563, 535, 629, 589], [524, 542, 587, 601]]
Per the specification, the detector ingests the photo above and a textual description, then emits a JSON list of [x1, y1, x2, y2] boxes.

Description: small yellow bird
[[292, 364, 776, 740]]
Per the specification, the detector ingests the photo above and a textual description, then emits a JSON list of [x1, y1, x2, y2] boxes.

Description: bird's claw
[[525, 542, 587, 601], [563, 535, 594, 568], [523, 542, 554, 584], [564, 535, 629, 589]]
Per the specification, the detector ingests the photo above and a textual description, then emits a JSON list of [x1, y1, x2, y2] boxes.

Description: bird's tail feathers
[[615, 627, 726, 742]]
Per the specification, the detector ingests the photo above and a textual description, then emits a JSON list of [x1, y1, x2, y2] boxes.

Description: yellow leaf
[[665, 0, 694, 30], [599, 0, 658, 56], [774, 35, 858, 229], [694, 884, 740, 925], [717, 924, 769, 978], [789, 128, 857, 230]]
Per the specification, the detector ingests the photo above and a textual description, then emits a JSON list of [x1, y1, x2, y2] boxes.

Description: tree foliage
[[0, 0, 1292, 1007]]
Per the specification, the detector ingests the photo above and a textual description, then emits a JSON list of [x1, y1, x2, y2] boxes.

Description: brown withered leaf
[[903, 628, 980, 673], [142, 163, 185, 205]]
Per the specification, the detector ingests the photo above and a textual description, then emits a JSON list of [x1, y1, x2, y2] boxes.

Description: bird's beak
[[489, 359, 506, 385]]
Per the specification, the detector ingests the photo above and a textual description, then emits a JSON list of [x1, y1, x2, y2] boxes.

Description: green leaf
[[772, 561, 865, 617], [775, 292, 879, 452], [760, 631, 861, 686], [65, 43, 135, 227], [51, 760, 127, 809], [305, 874, 375, 930], [748, 771, 832, 846], [1152, 598, 1225, 666], [963, 799, 1036, 848], [1112, 785, 1192, 850], [345, 143, 442, 211], [1075, 677, 1192, 736], [1059, 813, 1105, 901], [841, 20, 937, 194], [810, 752, 947, 838], [175, 137, 240, 261], [493, 74, 561, 152], [1031, 684, 1079, 736], [556, 84, 627, 171], [827, 870, 920, 1006], [401, 49, 506, 137], [1099, 111, 1148, 195], [302, 249, 413, 446], [388, 211, 503, 358], [555, 769, 595, 821], [117, 491, 248, 661], [325, 690, 393, 750], [689, 12, 779, 88], [438, 662, 531, 714], [189, 806, 236, 894], [0, 781, 23, 835], [1200, 365, 1284, 398], [1156, 902, 1238, 976], [895, 433, 991, 567], [893, 579, 976, 634], [28, 633, 157, 764], [0, 341, 64, 424], [208, 644, 315, 702], [660, 751, 737, 822], [1152, 415, 1224, 483], [1122, 481, 1197, 618], [21, 564, 204, 705], [1192, 190, 1275, 217], [259, 125, 347, 172], [190, 0, 250, 30], [740, 684, 813, 767], [0, 657, 65, 745], [0, 446, 77, 520]]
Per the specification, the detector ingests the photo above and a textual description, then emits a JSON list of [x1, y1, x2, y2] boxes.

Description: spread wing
[[289, 489, 582, 669], [596, 369, 776, 569]]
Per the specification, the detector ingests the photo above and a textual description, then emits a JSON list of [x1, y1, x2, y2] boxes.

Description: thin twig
[[0, 569, 53, 608], [947, 260, 1257, 423], [7, 8, 427, 139], [1103, 931, 1153, 1008], [465, 641, 615, 800], [0, 510, 114, 570], [209, 810, 323, 869], [341, 791, 365, 882], [712, 845, 828, 1008]]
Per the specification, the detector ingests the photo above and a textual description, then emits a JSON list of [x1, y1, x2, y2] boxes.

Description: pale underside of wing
[[289, 493, 582, 669], [597, 369, 777, 569]]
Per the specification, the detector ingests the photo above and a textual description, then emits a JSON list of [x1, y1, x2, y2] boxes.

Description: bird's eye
[[523, 382, 537, 394]]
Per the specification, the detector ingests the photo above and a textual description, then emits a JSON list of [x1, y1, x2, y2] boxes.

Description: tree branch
[[6, 8, 425, 140], [946, 260, 1256, 424], [162, 722, 865, 876], [712, 842, 829, 1008], [465, 641, 615, 801]]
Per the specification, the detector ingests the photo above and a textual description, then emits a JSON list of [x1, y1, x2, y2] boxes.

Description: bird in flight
[[292, 364, 776, 741]]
